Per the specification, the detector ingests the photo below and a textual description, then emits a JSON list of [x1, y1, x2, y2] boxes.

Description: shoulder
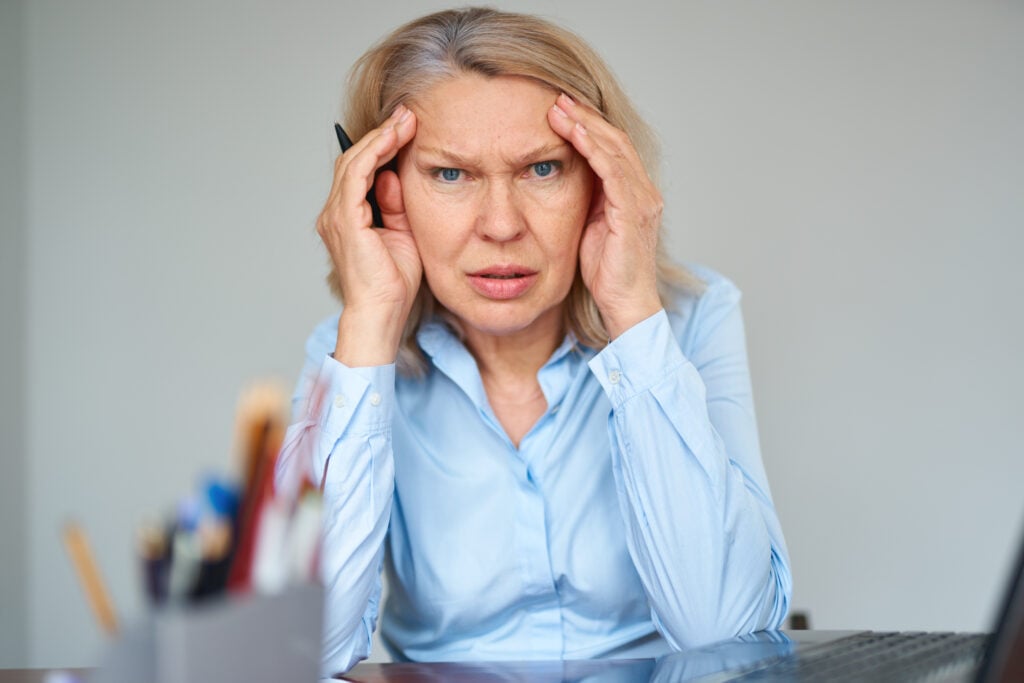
[[664, 263, 744, 353]]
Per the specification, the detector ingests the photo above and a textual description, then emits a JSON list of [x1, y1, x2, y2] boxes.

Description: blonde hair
[[328, 7, 700, 375]]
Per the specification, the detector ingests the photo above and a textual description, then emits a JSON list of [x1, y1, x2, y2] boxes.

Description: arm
[[275, 330, 397, 676], [275, 104, 420, 676], [587, 286, 791, 647], [547, 95, 789, 646]]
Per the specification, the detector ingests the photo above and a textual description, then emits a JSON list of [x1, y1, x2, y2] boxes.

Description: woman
[[276, 7, 791, 676]]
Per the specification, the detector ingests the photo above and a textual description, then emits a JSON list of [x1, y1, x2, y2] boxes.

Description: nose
[[476, 180, 525, 243]]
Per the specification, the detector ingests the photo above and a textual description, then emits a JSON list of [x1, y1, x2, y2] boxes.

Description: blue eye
[[531, 161, 557, 178], [439, 168, 461, 182]]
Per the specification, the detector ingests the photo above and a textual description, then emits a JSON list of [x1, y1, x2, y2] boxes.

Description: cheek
[[559, 163, 593, 215], [557, 174, 593, 248], [540, 213, 586, 282], [401, 177, 446, 242], [400, 181, 460, 287]]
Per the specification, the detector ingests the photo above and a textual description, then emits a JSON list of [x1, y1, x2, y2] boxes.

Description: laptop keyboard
[[729, 631, 990, 682]]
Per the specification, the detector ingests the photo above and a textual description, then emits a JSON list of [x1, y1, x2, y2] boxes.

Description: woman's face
[[397, 73, 594, 343]]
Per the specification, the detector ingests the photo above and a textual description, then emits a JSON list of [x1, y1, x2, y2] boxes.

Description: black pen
[[335, 123, 384, 228]]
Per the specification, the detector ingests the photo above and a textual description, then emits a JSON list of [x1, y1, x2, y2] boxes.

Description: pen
[[334, 122, 354, 151], [335, 123, 385, 227]]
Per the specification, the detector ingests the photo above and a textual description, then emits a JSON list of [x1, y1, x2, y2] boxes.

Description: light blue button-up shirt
[[276, 265, 792, 676]]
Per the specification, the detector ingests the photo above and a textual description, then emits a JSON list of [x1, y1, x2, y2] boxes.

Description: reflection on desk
[[342, 658, 654, 682], [342, 631, 793, 682]]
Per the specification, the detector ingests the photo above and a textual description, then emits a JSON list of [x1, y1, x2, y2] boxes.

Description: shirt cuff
[[587, 309, 690, 406], [312, 355, 395, 436]]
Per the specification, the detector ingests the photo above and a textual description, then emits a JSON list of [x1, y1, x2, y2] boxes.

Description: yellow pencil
[[61, 521, 119, 636]]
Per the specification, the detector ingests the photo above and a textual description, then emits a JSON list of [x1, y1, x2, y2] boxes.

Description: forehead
[[408, 74, 563, 158]]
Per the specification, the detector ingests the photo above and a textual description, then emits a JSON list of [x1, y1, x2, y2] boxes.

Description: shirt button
[[609, 370, 622, 385], [369, 392, 382, 407], [333, 395, 346, 409]]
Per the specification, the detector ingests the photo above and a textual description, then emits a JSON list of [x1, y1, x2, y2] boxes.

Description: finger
[[326, 106, 406, 200], [327, 106, 415, 211], [550, 106, 664, 248], [336, 111, 414, 218], [548, 103, 645, 215], [553, 93, 645, 168], [547, 102, 639, 188]]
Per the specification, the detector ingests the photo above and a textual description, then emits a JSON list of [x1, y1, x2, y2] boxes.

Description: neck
[[461, 309, 564, 448], [463, 310, 565, 385]]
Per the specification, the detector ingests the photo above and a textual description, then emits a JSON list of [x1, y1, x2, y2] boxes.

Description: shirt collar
[[416, 320, 593, 409]]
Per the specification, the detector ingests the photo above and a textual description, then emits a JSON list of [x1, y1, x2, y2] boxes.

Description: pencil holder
[[91, 582, 323, 683]]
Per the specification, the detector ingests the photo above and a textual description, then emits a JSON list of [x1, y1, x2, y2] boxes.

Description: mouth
[[467, 266, 538, 299], [469, 265, 537, 279]]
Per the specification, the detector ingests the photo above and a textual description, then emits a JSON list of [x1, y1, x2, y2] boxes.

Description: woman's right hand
[[317, 105, 419, 366]]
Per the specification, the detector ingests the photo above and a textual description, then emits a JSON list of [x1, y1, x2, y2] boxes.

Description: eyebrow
[[416, 142, 570, 168]]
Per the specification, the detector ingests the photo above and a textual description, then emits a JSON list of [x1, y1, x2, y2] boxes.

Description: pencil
[[61, 521, 119, 636]]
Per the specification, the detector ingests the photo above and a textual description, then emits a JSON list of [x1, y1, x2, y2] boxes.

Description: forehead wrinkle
[[415, 141, 571, 169], [415, 146, 480, 168], [510, 141, 571, 166]]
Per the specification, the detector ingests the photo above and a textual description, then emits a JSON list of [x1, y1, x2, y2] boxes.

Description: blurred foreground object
[[61, 521, 119, 637], [88, 381, 324, 683]]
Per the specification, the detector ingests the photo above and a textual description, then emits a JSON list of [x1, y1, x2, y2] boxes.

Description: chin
[[461, 312, 537, 337], [454, 300, 565, 339]]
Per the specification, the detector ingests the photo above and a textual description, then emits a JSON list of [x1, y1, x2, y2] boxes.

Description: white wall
[[5, 0, 1022, 667]]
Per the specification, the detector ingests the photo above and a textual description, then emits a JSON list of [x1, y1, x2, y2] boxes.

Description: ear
[[586, 176, 606, 225], [375, 170, 411, 232]]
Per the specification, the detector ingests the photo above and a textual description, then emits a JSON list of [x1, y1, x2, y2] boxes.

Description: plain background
[[1, 0, 1022, 668]]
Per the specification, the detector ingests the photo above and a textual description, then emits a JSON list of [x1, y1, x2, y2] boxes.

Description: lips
[[467, 265, 538, 300]]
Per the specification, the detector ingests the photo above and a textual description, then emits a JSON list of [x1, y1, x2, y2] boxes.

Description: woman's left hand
[[548, 93, 663, 340]]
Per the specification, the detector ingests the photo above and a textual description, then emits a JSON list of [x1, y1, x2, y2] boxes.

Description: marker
[[167, 498, 202, 602], [192, 515, 233, 600], [137, 522, 170, 606]]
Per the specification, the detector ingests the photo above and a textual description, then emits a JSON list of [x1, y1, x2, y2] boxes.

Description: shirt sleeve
[[586, 283, 792, 648], [274, 328, 396, 677]]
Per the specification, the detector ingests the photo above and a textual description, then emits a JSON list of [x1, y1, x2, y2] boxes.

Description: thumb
[[376, 170, 410, 232]]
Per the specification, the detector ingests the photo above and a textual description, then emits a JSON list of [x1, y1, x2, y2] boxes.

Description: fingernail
[[560, 92, 576, 106], [552, 103, 569, 118], [397, 105, 412, 124], [390, 104, 406, 120]]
